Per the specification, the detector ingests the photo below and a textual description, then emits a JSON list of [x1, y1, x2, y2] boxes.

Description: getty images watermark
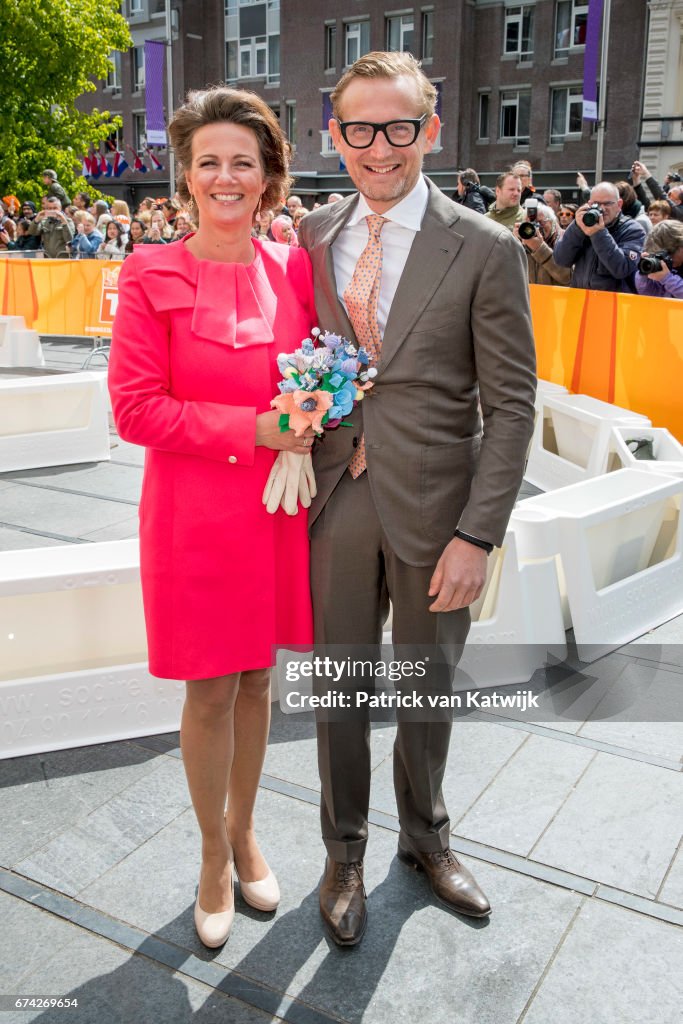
[[273, 644, 683, 724]]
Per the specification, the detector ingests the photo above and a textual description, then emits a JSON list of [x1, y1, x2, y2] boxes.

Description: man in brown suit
[[297, 52, 536, 946]]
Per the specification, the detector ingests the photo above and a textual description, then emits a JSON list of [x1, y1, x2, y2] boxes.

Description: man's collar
[[347, 176, 429, 231]]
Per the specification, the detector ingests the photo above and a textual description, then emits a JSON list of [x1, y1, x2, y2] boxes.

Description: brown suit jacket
[[298, 178, 537, 566]]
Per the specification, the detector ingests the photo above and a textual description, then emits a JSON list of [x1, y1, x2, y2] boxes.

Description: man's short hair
[[45, 195, 62, 208], [544, 188, 562, 204], [331, 50, 437, 120], [496, 171, 521, 190], [460, 168, 480, 186], [591, 181, 620, 200]]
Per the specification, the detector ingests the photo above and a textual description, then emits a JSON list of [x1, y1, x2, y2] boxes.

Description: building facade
[[639, 0, 683, 180], [80, 0, 651, 204]]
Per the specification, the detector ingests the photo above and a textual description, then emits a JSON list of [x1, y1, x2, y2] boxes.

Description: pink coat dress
[[108, 236, 314, 680]]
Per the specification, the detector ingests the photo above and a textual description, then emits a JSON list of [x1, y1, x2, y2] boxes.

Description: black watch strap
[[453, 529, 494, 554]]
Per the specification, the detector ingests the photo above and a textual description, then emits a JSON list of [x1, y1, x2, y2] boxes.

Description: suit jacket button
[[228, 455, 237, 464]]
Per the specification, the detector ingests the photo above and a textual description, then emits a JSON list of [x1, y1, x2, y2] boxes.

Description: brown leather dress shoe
[[398, 842, 491, 918], [319, 857, 367, 946]]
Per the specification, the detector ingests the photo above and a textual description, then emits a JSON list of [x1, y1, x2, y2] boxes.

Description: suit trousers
[[310, 469, 471, 863]]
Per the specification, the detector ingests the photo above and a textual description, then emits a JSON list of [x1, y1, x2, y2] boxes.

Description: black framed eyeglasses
[[337, 115, 428, 149]]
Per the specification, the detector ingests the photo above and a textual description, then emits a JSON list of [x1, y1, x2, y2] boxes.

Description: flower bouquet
[[262, 329, 376, 515]]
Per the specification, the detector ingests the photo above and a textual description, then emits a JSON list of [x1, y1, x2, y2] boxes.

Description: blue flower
[[327, 403, 343, 420], [323, 333, 343, 350], [340, 358, 358, 378], [301, 338, 315, 356], [328, 372, 344, 389]]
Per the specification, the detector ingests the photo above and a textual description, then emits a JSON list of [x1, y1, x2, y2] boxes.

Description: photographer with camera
[[453, 168, 490, 215], [634, 221, 683, 299], [513, 200, 570, 286], [27, 197, 74, 257], [554, 182, 646, 292]]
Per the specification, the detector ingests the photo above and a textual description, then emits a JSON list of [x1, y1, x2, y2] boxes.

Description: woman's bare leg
[[181, 674, 238, 912], [225, 667, 272, 881]]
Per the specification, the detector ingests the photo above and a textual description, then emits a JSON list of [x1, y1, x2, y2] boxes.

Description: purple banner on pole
[[582, 0, 604, 121], [145, 39, 167, 145]]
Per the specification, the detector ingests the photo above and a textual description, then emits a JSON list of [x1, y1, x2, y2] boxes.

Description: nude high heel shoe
[[235, 863, 280, 912], [194, 845, 235, 948], [225, 814, 280, 912]]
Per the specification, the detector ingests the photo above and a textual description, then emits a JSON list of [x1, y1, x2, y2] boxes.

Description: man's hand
[[76, 223, 85, 234], [428, 537, 488, 613], [575, 203, 604, 236], [576, 172, 589, 191], [632, 160, 649, 183]]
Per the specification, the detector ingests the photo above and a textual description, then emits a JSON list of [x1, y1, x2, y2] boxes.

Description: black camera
[[519, 198, 539, 240], [582, 204, 602, 227], [582, 203, 602, 227], [637, 251, 674, 275]]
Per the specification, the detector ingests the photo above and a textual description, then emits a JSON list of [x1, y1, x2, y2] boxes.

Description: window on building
[[422, 11, 434, 60], [504, 5, 534, 60], [325, 23, 337, 70], [225, 0, 280, 85], [345, 20, 370, 66], [129, 0, 143, 14], [386, 14, 414, 53], [107, 127, 123, 151], [286, 102, 297, 147], [132, 46, 145, 92], [133, 112, 146, 152], [555, 1, 588, 57], [550, 85, 583, 143], [499, 89, 531, 145], [478, 92, 490, 139], [106, 51, 121, 92]]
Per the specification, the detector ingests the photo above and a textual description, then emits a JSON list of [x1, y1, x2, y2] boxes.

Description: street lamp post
[[594, 0, 612, 182], [165, 0, 176, 196]]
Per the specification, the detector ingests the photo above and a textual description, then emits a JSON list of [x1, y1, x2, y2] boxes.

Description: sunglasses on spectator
[[337, 116, 428, 148]]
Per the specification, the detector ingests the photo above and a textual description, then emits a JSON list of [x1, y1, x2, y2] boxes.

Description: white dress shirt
[[332, 176, 429, 336]]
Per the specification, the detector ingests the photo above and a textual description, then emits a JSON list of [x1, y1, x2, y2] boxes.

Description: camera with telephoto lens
[[582, 203, 602, 227], [518, 198, 539, 240], [637, 251, 674, 275]]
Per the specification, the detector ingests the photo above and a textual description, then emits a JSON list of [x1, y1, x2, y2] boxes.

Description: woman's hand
[[255, 410, 315, 453]]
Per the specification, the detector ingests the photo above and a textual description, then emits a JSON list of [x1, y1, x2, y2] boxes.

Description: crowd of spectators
[[451, 158, 683, 298], [1, 161, 681, 297]]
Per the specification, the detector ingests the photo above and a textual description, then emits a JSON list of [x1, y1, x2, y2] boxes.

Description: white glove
[[298, 453, 317, 508], [262, 452, 318, 515]]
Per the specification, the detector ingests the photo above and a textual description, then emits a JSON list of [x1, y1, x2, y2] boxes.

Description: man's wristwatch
[[453, 529, 494, 555]]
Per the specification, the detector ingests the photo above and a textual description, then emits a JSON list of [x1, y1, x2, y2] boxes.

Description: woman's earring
[[188, 194, 197, 217], [254, 194, 263, 221]]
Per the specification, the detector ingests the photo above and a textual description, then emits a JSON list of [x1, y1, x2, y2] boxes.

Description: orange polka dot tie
[[343, 214, 387, 478]]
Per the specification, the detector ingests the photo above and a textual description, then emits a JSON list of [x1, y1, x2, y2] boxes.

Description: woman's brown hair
[[169, 85, 292, 214]]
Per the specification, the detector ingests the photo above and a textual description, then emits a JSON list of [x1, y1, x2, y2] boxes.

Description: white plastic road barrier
[[0, 540, 183, 759], [526, 379, 570, 462], [605, 426, 683, 478], [0, 323, 45, 368], [0, 368, 110, 471], [525, 393, 651, 492], [456, 523, 567, 688], [512, 468, 683, 660]]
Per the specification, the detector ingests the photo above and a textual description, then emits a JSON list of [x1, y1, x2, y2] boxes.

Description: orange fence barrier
[[2, 259, 682, 440], [530, 284, 683, 441], [0, 257, 120, 338]]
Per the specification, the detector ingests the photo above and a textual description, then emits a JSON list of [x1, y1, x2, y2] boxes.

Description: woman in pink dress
[[108, 87, 315, 948]]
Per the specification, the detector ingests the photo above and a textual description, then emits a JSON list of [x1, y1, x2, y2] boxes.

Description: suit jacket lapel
[[379, 181, 464, 373], [310, 195, 358, 341]]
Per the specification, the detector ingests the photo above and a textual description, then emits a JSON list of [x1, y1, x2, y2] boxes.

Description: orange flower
[[271, 389, 333, 435]]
